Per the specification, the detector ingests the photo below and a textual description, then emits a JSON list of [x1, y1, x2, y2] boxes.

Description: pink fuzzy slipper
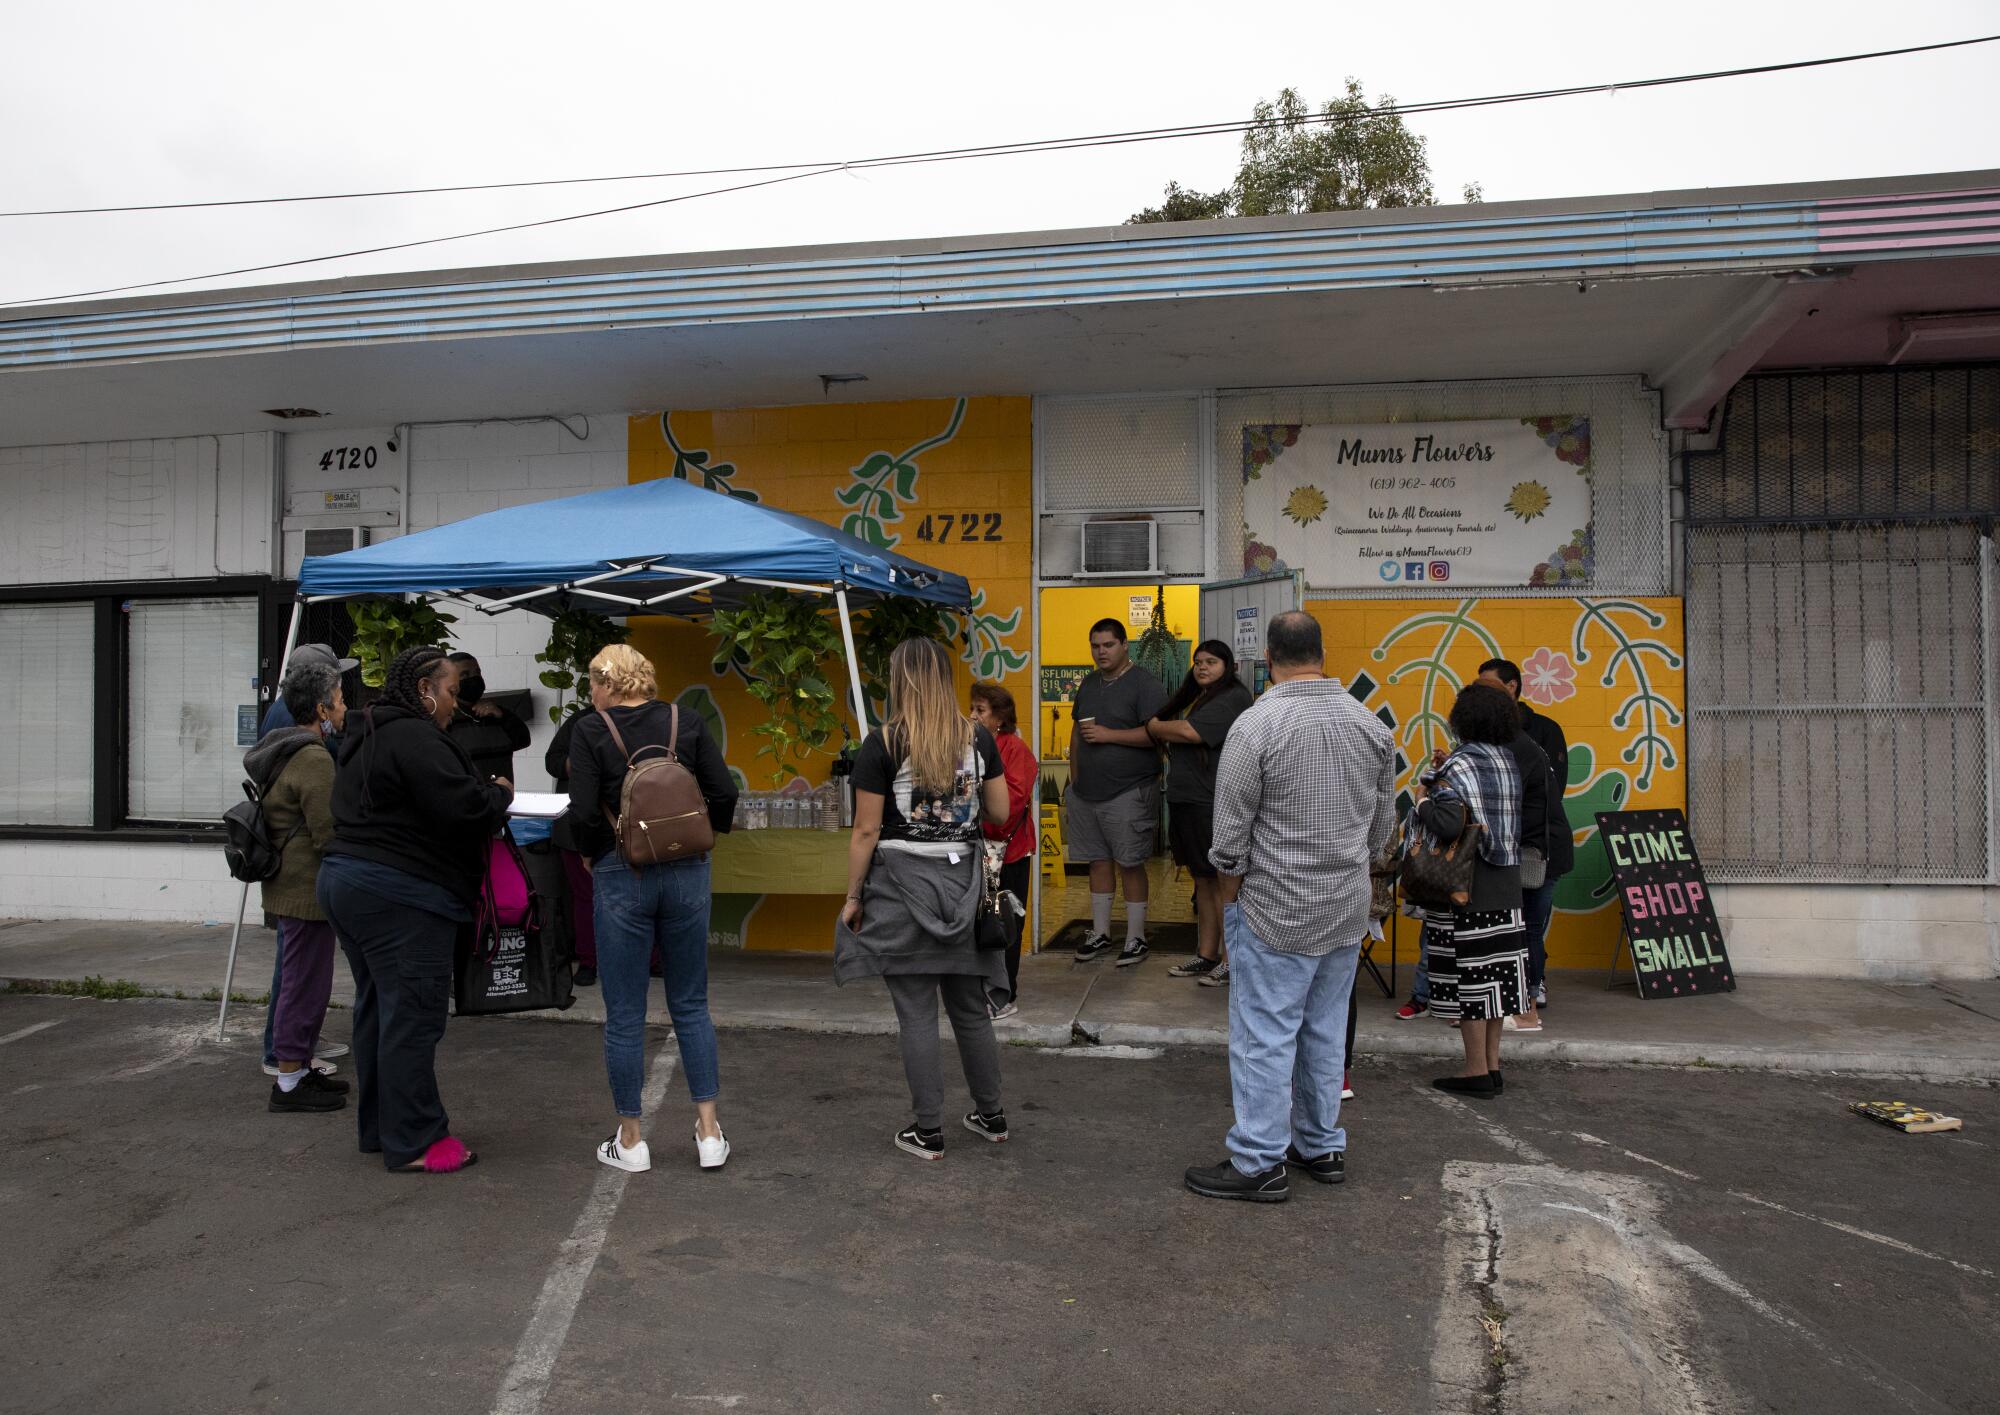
[[395, 1136, 478, 1174]]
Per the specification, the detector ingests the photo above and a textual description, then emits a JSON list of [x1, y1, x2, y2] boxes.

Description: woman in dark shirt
[[545, 707, 598, 985], [567, 645, 737, 1176], [444, 652, 532, 782], [837, 638, 1010, 1162], [1146, 640, 1253, 983], [318, 646, 513, 1174]]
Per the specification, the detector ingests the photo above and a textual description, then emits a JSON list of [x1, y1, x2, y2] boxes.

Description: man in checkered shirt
[[1184, 611, 1397, 1203]]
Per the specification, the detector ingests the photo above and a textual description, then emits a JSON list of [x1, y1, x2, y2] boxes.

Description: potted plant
[[535, 608, 629, 724], [707, 591, 843, 784], [343, 598, 458, 689]]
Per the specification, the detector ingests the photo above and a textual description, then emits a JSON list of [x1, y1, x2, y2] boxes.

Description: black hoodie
[[326, 702, 513, 905]]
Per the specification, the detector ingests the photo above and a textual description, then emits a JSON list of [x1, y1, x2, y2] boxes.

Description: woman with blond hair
[[838, 637, 1012, 1161], [568, 643, 738, 1174]]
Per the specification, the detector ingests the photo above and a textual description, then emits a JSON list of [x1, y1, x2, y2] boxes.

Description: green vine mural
[[661, 413, 760, 502], [1570, 598, 1684, 791], [832, 398, 967, 549], [1370, 600, 1504, 777], [960, 590, 1029, 679]]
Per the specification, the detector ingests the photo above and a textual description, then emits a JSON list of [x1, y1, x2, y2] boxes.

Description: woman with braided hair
[[318, 646, 513, 1174]]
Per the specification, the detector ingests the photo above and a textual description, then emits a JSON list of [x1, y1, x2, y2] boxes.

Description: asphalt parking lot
[[3, 993, 1996, 1415]]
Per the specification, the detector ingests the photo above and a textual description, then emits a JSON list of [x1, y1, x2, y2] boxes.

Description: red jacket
[[982, 729, 1039, 865]]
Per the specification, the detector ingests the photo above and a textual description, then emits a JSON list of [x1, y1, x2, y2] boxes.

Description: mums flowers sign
[[1242, 417, 1592, 590]]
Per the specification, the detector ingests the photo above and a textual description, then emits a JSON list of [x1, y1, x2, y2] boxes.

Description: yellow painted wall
[[1035, 583, 1199, 756], [625, 397, 1033, 952], [1309, 596, 1687, 971]]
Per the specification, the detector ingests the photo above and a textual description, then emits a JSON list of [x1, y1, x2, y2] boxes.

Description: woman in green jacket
[[245, 660, 348, 1114]]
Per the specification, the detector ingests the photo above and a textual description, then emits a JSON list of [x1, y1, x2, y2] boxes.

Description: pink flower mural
[[1520, 646, 1577, 705]]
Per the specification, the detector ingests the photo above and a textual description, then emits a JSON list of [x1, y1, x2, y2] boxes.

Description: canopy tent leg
[[218, 595, 306, 1043], [834, 589, 869, 735]]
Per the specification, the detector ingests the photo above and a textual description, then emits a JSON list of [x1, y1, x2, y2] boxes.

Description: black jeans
[[319, 871, 457, 1168], [998, 857, 1031, 999]]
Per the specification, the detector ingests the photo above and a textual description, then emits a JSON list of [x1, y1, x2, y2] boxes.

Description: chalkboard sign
[[1040, 664, 1092, 704], [1595, 808, 1735, 1000]]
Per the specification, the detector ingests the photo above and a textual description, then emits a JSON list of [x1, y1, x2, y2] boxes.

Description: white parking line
[[0, 1019, 63, 1046], [492, 1049, 679, 1415]]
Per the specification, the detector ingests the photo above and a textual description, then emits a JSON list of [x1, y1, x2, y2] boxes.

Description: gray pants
[[884, 973, 1003, 1130]]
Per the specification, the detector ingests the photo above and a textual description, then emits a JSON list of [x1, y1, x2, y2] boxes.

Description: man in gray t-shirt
[[1067, 618, 1167, 966]]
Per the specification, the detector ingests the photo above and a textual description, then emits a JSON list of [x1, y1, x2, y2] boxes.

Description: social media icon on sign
[[1405, 562, 1425, 582], [1429, 561, 1451, 581], [1378, 561, 1402, 582]]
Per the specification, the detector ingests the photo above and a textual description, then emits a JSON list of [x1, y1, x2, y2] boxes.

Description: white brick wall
[[0, 841, 242, 922], [1715, 884, 2000, 980]]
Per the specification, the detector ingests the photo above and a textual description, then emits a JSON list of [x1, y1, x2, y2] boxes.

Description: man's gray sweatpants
[[884, 973, 1003, 1129]]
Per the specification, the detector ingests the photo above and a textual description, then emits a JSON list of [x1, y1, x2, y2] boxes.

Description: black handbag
[[974, 845, 1018, 951], [1400, 812, 1484, 914], [455, 828, 575, 1016]]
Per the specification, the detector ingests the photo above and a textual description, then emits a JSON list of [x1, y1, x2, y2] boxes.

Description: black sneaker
[[894, 1124, 944, 1161], [1491, 1070, 1505, 1095], [1184, 1158, 1289, 1203], [1114, 937, 1150, 968], [962, 1110, 1009, 1143], [1168, 955, 1220, 978], [1284, 1146, 1346, 1185], [1432, 1073, 1497, 1099], [1074, 932, 1113, 961], [301, 1068, 350, 1097], [574, 966, 598, 987], [269, 1079, 345, 1113]]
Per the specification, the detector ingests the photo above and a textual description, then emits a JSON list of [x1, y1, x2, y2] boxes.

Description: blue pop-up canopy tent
[[220, 477, 975, 1039]]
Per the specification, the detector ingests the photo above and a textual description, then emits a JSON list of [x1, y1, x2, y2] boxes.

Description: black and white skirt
[[1423, 907, 1527, 1022]]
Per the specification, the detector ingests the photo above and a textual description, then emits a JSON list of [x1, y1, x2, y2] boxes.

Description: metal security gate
[[1199, 571, 1303, 691], [1683, 367, 1999, 885]]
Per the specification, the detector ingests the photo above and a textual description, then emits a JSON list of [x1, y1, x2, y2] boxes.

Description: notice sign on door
[[1595, 808, 1734, 1000], [1241, 418, 1592, 589], [1233, 605, 1262, 658]]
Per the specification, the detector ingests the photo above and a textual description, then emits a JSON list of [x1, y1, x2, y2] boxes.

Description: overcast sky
[[2, 1, 1995, 308]]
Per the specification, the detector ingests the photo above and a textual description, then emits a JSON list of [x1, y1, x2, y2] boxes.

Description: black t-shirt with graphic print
[[851, 724, 1004, 843]]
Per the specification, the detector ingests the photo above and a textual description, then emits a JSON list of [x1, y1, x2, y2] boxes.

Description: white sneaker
[[696, 1129, 730, 1170], [597, 1133, 651, 1173]]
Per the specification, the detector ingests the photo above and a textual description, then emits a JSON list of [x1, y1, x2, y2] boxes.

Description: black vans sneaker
[[300, 1068, 350, 1097], [1114, 937, 1150, 968], [1284, 1146, 1346, 1184], [962, 1110, 1009, 1143], [895, 1125, 945, 1161], [1074, 933, 1113, 961], [1168, 955, 1221, 978], [1183, 1158, 1289, 1203], [269, 1079, 345, 1113]]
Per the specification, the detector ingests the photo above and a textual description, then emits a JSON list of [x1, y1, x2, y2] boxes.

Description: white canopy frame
[[215, 566, 886, 1041]]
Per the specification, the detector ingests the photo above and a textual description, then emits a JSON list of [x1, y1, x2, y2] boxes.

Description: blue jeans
[[1522, 878, 1557, 990], [1224, 904, 1359, 1176], [1412, 938, 1430, 1005], [593, 851, 719, 1115]]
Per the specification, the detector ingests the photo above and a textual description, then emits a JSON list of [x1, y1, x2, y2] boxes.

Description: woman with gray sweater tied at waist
[[836, 637, 1013, 1161]]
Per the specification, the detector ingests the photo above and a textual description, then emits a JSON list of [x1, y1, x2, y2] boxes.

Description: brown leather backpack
[[601, 704, 715, 867]]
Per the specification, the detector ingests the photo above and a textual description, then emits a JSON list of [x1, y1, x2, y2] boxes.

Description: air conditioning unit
[[303, 526, 369, 558], [1079, 520, 1158, 577]]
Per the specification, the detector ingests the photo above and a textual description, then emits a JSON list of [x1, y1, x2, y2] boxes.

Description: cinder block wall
[[1713, 884, 1999, 980]]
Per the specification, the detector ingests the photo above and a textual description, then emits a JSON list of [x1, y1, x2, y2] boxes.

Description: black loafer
[[1183, 1159, 1289, 1203], [1284, 1146, 1346, 1184]]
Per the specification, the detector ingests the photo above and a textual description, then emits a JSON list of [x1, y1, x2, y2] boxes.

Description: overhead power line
[[3, 32, 1995, 309]]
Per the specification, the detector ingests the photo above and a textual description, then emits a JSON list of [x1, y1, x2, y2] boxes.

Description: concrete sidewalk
[[4, 916, 1999, 1080]]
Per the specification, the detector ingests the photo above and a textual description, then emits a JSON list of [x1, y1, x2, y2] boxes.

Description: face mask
[[319, 719, 336, 739], [457, 675, 486, 707]]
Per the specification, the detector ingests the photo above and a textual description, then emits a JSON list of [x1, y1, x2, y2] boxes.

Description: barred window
[[1685, 368, 1998, 884]]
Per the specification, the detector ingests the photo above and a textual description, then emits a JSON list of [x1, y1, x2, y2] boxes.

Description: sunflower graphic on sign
[[1505, 480, 1553, 522], [1283, 484, 1329, 526]]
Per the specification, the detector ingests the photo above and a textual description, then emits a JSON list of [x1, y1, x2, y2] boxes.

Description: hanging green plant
[[853, 596, 959, 715], [707, 591, 844, 784], [535, 608, 629, 724], [343, 598, 458, 688], [1131, 585, 1188, 689]]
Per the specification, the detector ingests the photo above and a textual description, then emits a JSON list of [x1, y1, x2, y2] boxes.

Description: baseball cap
[[289, 642, 360, 675]]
